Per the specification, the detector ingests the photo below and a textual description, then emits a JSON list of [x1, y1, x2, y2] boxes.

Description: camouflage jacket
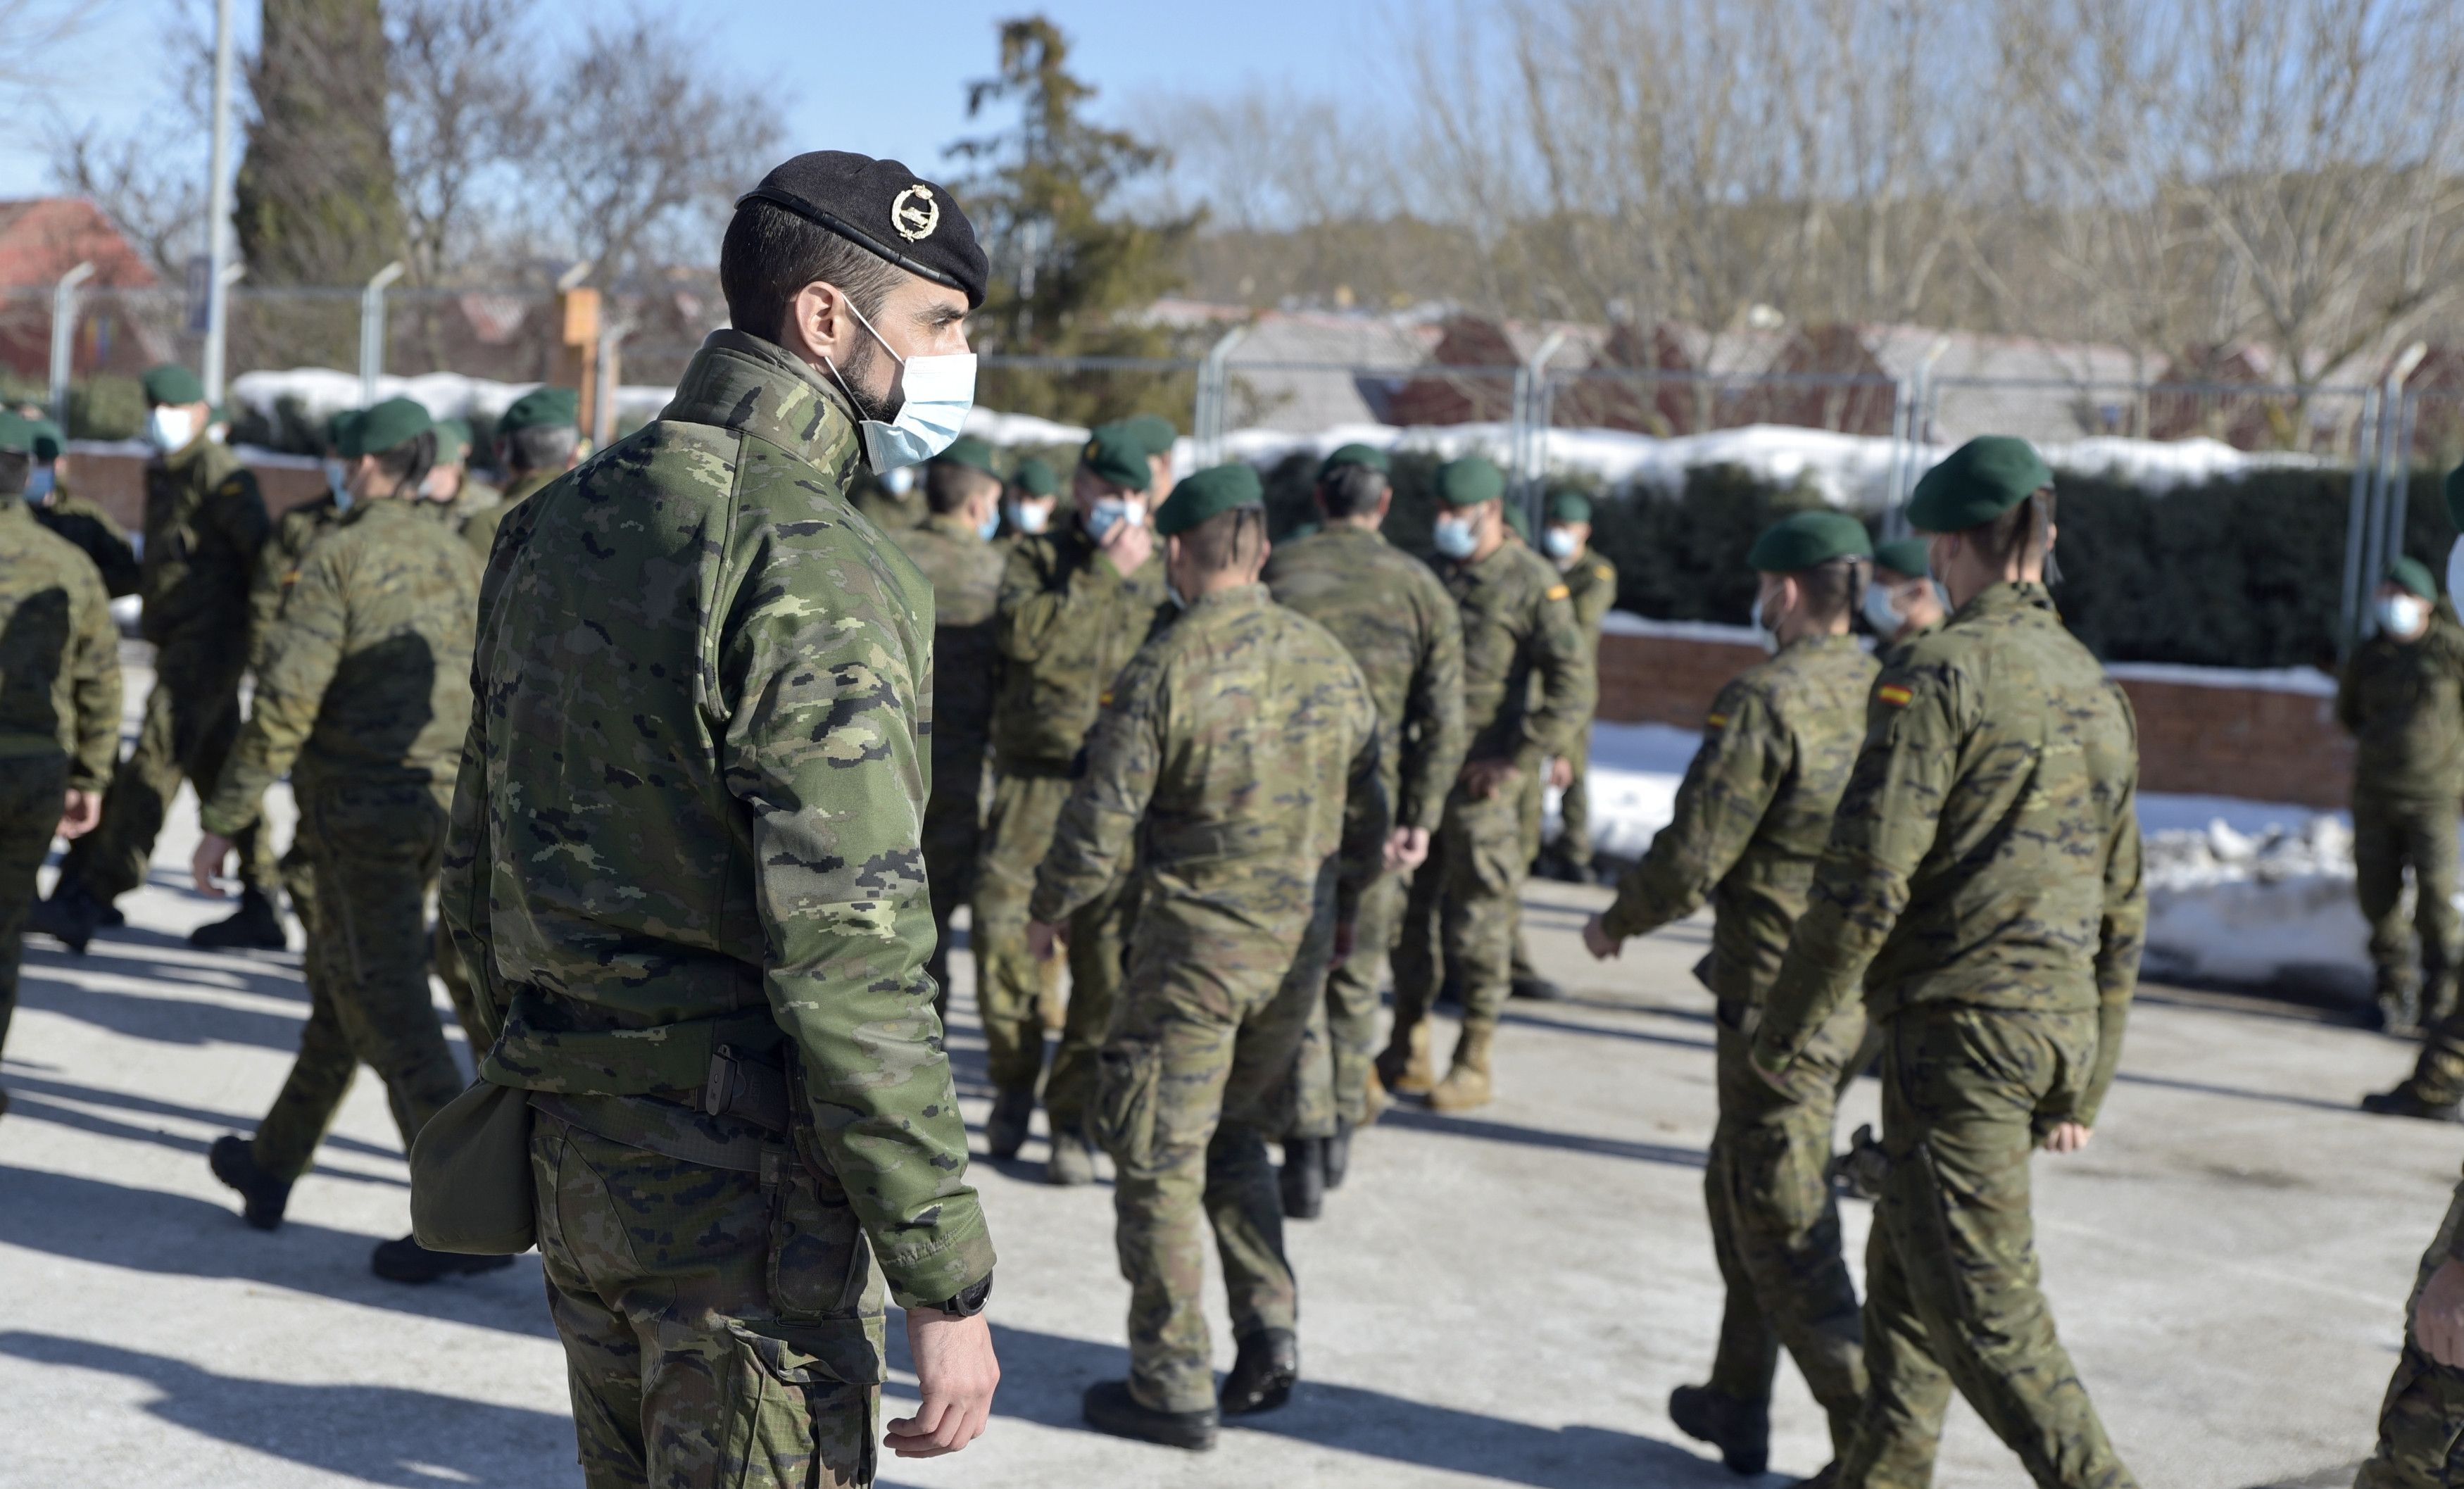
[[1876, 617, 1942, 672], [0, 498, 121, 789], [249, 494, 346, 669], [892, 510, 1005, 765], [1029, 584, 1389, 938], [1752, 584, 2145, 1124], [138, 434, 268, 648], [438, 328, 992, 1309], [2338, 610, 2464, 803], [457, 468, 556, 561], [1559, 546, 1619, 651], [32, 484, 140, 598], [1440, 538, 1596, 773], [1263, 524, 1467, 834], [199, 497, 479, 834], [991, 518, 1169, 774], [1600, 633, 1878, 1004]]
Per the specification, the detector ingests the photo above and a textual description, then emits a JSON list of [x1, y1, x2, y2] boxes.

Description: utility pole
[[201, 0, 238, 403]]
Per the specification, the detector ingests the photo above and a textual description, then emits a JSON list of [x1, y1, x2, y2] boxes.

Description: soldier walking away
[[1025, 464, 1387, 1450], [1752, 437, 2144, 1489], [0, 408, 120, 1121], [1380, 456, 1593, 1114], [455, 387, 580, 561], [1262, 443, 1465, 1214], [34, 364, 273, 953], [441, 151, 1001, 1483], [1582, 510, 1879, 1479], [16, 410, 140, 598], [2355, 1162, 2464, 1486], [1865, 538, 1945, 668], [1535, 488, 1617, 886]]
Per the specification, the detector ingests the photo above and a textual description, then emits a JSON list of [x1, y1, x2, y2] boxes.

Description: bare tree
[[389, 0, 539, 285], [0, 0, 103, 94]]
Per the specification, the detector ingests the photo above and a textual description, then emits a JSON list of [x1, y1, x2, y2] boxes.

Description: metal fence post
[[358, 262, 405, 405], [201, 0, 237, 403], [1193, 325, 1246, 467], [48, 260, 94, 428], [2341, 386, 2382, 657], [593, 320, 627, 446], [1516, 330, 1567, 531]]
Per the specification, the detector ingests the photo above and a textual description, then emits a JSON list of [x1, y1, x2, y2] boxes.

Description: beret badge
[[892, 184, 940, 243]]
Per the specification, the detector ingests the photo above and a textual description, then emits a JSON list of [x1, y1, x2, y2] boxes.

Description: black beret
[[738, 151, 988, 310]]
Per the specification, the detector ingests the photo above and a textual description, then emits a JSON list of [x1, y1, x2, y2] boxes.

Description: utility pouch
[[408, 1079, 536, 1255], [1830, 1121, 1890, 1203], [1092, 1038, 1164, 1174]]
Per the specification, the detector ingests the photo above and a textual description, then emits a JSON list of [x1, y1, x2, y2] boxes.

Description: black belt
[[698, 1044, 791, 1135]]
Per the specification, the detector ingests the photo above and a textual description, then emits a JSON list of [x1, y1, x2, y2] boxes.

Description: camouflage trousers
[[1840, 1004, 2135, 1489], [922, 743, 989, 1014], [2357, 1173, 2464, 1488], [2355, 794, 2464, 1021], [1559, 724, 1595, 869], [249, 783, 463, 1183], [0, 753, 68, 1069], [1393, 775, 1526, 1039], [1289, 869, 1405, 1136], [972, 769, 1133, 1128], [1706, 1000, 1871, 1457], [58, 642, 275, 902], [1096, 891, 1323, 1414], [531, 1098, 884, 1489]]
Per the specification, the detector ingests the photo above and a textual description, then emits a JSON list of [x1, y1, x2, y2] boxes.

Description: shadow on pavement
[[0, 1071, 410, 1163], [2113, 1069, 2373, 1116], [0, 1331, 574, 1488], [14, 968, 311, 1052], [1378, 1106, 1706, 1169], [1502, 1008, 1716, 1053], [0, 1165, 551, 1340]]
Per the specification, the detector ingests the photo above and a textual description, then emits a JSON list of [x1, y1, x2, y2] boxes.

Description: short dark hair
[[1973, 489, 2056, 572], [924, 459, 998, 515], [1178, 506, 1266, 572], [1319, 464, 1388, 520], [0, 450, 26, 496], [1795, 557, 1866, 627], [721, 199, 903, 343], [505, 424, 579, 475], [372, 430, 436, 493]]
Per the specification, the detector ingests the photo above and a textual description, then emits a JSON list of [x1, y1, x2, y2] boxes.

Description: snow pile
[[229, 368, 674, 426]]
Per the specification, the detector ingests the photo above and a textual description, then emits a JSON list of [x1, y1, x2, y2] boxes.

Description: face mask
[[1084, 496, 1144, 544], [2447, 539, 2464, 615], [822, 296, 976, 472], [1542, 527, 1579, 562], [1167, 577, 1189, 610], [1862, 583, 1904, 636], [1010, 501, 1050, 536], [323, 458, 353, 513], [147, 406, 196, 455], [1749, 593, 1779, 653], [884, 465, 916, 496], [23, 468, 54, 502], [977, 510, 1001, 541], [2382, 594, 2430, 637], [1433, 513, 1479, 560]]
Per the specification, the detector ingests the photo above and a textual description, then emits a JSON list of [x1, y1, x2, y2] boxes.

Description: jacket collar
[[661, 329, 861, 479]]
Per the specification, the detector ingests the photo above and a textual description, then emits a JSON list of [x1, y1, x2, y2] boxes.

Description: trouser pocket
[[724, 1317, 881, 1489], [1093, 1037, 1164, 1173]]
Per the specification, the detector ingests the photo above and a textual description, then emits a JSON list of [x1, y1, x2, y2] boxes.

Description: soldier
[[1580, 510, 1878, 1478], [853, 464, 924, 534], [1865, 537, 1945, 666], [975, 419, 1169, 1180], [455, 387, 579, 560], [1024, 463, 1386, 1450], [1379, 456, 1593, 1113], [890, 433, 1007, 1010], [1537, 488, 1618, 885], [0, 408, 120, 1119], [20, 414, 139, 598], [33, 363, 273, 953], [1002, 455, 1060, 541], [1752, 437, 2144, 1488], [2356, 1167, 2464, 1485], [1262, 442, 1466, 1213], [440, 151, 1000, 1481], [423, 415, 501, 515], [1126, 413, 1180, 503], [190, 398, 492, 1286]]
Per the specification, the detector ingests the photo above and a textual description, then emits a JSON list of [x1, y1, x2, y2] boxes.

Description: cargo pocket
[[1093, 1037, 1164, 1174], [724, 1316, 882, 1489]]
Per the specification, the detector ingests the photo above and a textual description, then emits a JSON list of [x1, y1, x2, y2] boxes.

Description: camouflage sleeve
[[1599, 679, 1786, 942], [1518, 582, 1597, 771], [246, 517, 303, 668], [199, 544, 348, 837], [995, 539, 1119, 665], [2077, 690, 2146, 1127], [719, 541, 992, 1310], [1029, 646, 1166, 926], [66, 563, 121, 791], [1399, 574, 1469, 833], [1575, 560, 1618, 639], [1335, 681, 1391, 919], [1752, 660, 1963, 1074], [439, 715, 505, 1050]]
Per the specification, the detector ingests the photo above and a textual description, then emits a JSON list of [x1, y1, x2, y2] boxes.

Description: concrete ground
[[0, 669, 2444, 1487]]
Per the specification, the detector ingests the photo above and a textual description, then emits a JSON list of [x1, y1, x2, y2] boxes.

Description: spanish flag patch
[[1099, 691, 1114, 707], [1705, 712, 1729, 729], [1877, 683, 1913, 708], [1546, 584, 1570, 601]]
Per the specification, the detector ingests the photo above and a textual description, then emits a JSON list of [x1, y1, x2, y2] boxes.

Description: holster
[[408, 1079, 538, 1255]]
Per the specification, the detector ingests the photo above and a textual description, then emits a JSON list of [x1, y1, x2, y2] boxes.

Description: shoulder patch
[[1704, 712, 1729, 729], [1877, 682, 1913, 708], [1099, 691, 1114, 707], [1545, 583, 1570, 601], [1592, 563, 1613, 580]]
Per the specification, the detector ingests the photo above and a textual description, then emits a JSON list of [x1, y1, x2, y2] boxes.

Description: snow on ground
[[227, 369, 674, 427]]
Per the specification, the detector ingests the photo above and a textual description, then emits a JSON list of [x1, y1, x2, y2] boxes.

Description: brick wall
[[65, 448, 331, 532]]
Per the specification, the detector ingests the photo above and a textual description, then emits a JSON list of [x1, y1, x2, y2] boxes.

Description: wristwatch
[[923, 1273, 993, 1317]]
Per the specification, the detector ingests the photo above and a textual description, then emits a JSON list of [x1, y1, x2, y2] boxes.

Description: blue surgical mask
[[1861, 583, 1903, 636], [23, 467, 54, 501], [822, 296, 976, 473], [146, 406, 196, 455], [1542, 527, 1578, 561], [1749, 593, 1779, 653], [1433, 513, 1479, 560], [2382, 594, 2430, 638], [1010, 501, 1050, 536], [323, 458, 353, 513], [977, 510, 1001, 541], [1084, 496, 1143, 544]]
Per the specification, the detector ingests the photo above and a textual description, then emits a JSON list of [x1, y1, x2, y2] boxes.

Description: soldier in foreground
[[1025, 464, 1386, 1450], [2356, 1165, 2464, 1485], [455, 388, 578, 560], [1864, 538, 1944, 665], [191, 398, 491, 1285], [1752, 437, 2144, 1488], [1381, 456, 1592, 1112], [0, 408, 120, 1120], [1536, 488, 1617, 885], [1262, 443, 1464, 1212], [1582, 510, 1878, 1478], [441, 151, 1000, 1482], [20, 414, 139, 598]]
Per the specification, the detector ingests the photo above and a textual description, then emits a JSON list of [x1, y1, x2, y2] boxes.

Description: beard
[[834, 335, 902, 425]]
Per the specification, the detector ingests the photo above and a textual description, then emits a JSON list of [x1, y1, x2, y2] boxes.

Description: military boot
[[1279, 1138, 1326, 1219], [1324, 1119, 1354, 1191], [1045, 1123, 1098, 1186], [1376, 1019, 1435, 1096], [189, 886, 289, 952], [27, 881, 105, 955], [208, 1135, 294, 1231], [2361, 1087, 2464, 1124], [1361, 1070, 1390, 1126], [1668, 1383, 1770, 1476], [371, 1234, 518, 1284], [1219, 1328, 1299, 1416], [986, 1087, 1035, 1162], [1509, 972, 1566, 1001], [2425, 972, 2462, 1030], [1083, 1380, 1217, 1450], [1427, 1024, 1496, 1113]]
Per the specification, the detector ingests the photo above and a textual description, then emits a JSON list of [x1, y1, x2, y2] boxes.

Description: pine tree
[[234, 0, 405, 289]]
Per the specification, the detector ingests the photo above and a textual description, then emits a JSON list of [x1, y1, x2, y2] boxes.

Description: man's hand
[[1749, 1050, 1794, 1095], [56, 789, 100, 840], [1547, 755, 1574, 790], [2418, 1258, 2464, 1368], [887, 1307, 999, 1458], [190, 832, 237, 897], [1384, 826, 1430, 874], [1026, 919, 1066, 962], [1332, 917, 1356, 967], [1101, 515, 1154, 576], [1459, 758, 1520, 801], [1581, 914, 1621, 961], [2041, 1121, 2092, 1155]]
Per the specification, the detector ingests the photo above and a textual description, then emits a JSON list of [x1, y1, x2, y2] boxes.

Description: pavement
[[0, 669, 2447, 1487]]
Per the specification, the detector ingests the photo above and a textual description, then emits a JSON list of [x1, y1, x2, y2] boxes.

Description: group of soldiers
[[4, 144, 2464, 1489]]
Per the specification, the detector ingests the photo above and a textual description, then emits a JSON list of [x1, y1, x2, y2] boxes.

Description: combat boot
[[1045, 1123, 1098, 1186], [2426, 972, 2462, 1030], [1791, 1465, 1839, 1489], [1324, 1118, 1354, 1190], [1376, 1019, 1435, 1096], [1427, 1024, 1495, 1113], [208, 1135, 294, 1231], [1668, 1383, 1770, 1476], [189, 886, 288, 952], [370, 1234, 517, 1284], [985, 1087, 1035, 1162], [1219, 1328, 1299, 1416], [1361, 1070, 1389, 1126], [1509, 972, 1566, 1001], [1083, 1380, 1217, 1450], [2361, 1087, 2464, 1124], [1279, 1138, 1326, 1219], [27, 881, 104, 955]]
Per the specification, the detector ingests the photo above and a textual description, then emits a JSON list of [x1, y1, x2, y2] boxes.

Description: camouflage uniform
[[249, 491, 348, 957], [1876, 619, 1942, 672], [2337, 612, 2464, 1027], [0, 499, 120, 1075], [454, 468, 555, 563], [1599, 634, 1878, 1455], [2357, 1165, 2464, 1488], [975, 519, 1167, 1126], [31, 482, 141, 598], [440, 329, 993, 1485], [1262, 525, 1466, 1133], [1385, 537, 1593, 1097], [199, 496, 479, 1185], [891, 511, 1005, 1007], [1752, 582, 2144, 1489], [1550, 546, 1618, 871], [1028, 583, 1385, 1413], [56, 433, 273, 903]]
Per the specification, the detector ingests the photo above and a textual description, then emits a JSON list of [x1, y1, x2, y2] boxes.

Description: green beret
[[1545, 489, 1592, 524], [1316, 442, 1390, 482], [432, 417, 472, 465], [1079, 422, 1151, 492], [1125, 415, 1178, 459], [1748, 509, 1874, 573], [27, 416, 64, 463], [1873, 536, 1932, 579], [2389, 556, 2439, 601], [500, 387, 579, 434], [1906, 435, 2054, 534], [324, 410, 359, 453], [142, 363, 206, 407], [0, 407, 35, 455], [2446, 463, 2464, 532], [1434, 456, 1504, 508], [1010, 455, 1058, 497], [340, 396, 434, 458], [1153, 463, 1263, 536], [934, 434, 999, 478]]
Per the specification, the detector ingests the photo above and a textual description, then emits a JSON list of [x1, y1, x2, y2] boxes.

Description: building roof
[[0, 198, 158, 290]]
